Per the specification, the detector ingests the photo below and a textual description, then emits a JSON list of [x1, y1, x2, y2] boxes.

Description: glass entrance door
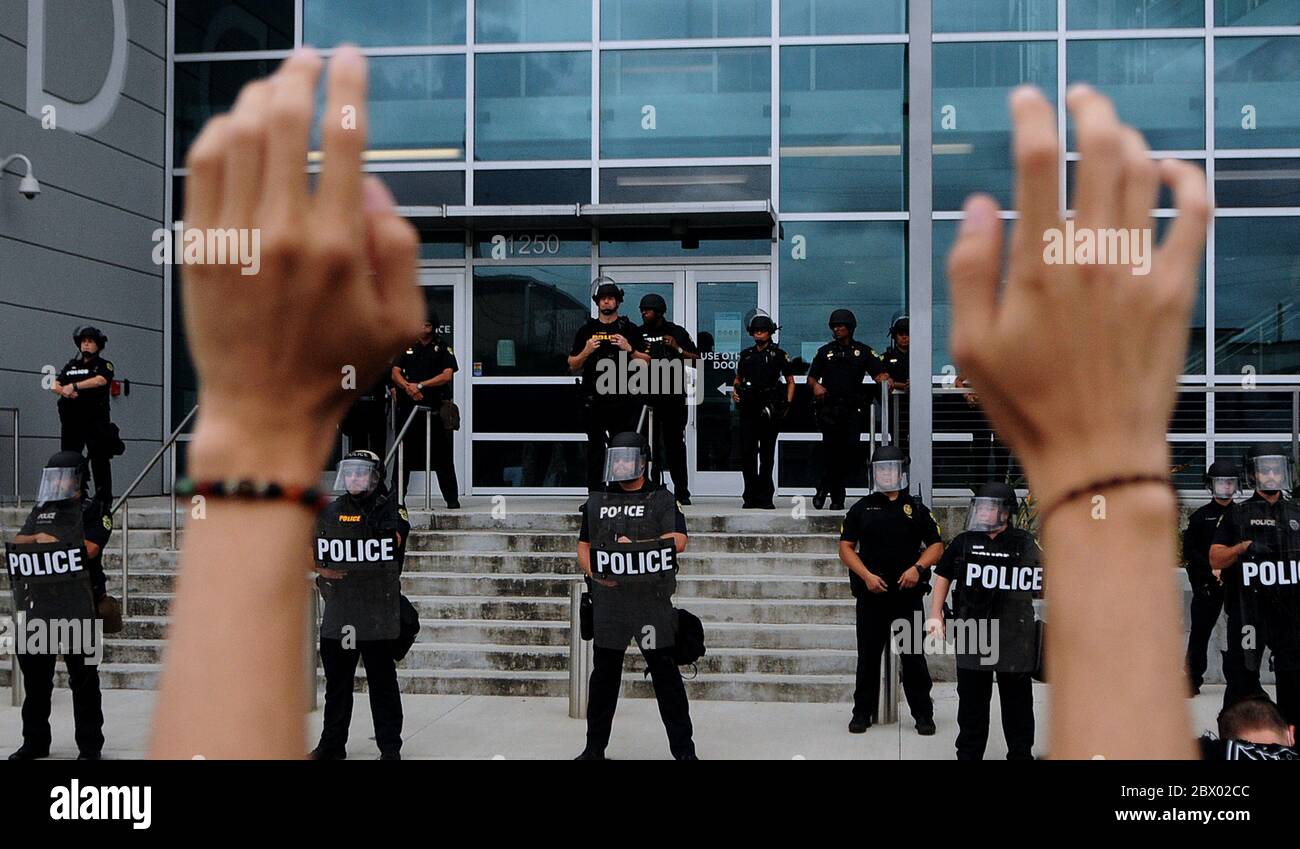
[[416, 269, 466, 498]]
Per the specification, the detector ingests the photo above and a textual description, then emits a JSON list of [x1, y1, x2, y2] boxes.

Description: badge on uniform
[[854, 349, 860, 357], [903, 504, 913, 517], [399, 507, 409, 523], [102, 515, 112, 531]]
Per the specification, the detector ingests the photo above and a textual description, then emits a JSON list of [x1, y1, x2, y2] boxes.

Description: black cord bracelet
[[174, 478, 333, 513], [1037, 473, 1175, 530]]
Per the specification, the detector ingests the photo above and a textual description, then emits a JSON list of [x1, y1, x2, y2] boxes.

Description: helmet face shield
[[333, 458, 381, 496], [966, 496, 1011, 532], [871, 459, 907, 493], [37, 466, 82, 504], [1210, 476, 1240, 500], [602, 446, 646, 483], [1251, 455, 1292, 493]]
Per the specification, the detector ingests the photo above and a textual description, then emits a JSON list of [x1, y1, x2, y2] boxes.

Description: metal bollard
[[568, 581, 591, 719], [877, 635, 899, 724], [424, 409, 432, 511], [9, 639, 22, 707], [305, 577, 319, 711]]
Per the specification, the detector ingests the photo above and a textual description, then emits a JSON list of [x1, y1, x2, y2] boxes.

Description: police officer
[[637, 293, 698, 505], [733, 311, 794, 509], [838, 446, 941, 734], [807, 309, 892, 510], [1183, 461, 1240, 695], [311, 450, 411, 760], [341, 373, 391, 456], [6, 451, 111, 760], [52, 326, 116, 503], [575, 431, 695, 760], [391, 315, 460, 508], [929, 482, 1041, 760], [881, 315, 910, 448], [1210, 444, 1300, 724], [567, 277, 650, 491]]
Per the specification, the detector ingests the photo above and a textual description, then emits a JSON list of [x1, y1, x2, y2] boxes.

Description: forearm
[[577, 541, 591, 577], [929, 576, 951, 619], [917, 542, 943, 569], [424, 368, 453, 388], [1041, 483, 1194, 759], [1209, 543, 1242, 571], [838, 542, 872, 583], [567, 352, 587, 372]]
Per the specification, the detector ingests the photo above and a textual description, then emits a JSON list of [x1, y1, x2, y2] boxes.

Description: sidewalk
[[0, 683, 1235, 760]]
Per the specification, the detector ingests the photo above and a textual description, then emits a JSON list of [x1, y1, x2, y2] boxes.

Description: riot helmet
[[966, 481, 1017, 533], [73, 325, 108, 351], [37, 450, 87, 505], [870, 445, 908, 493], [639, 293, 667, 318], [828, 309, 857, 333], [333, 450, 384, 497], [889, 315, 909, 341], [1245, 444, 1292, 494], [1205, 460, 1241, 500], [591, 276, 625, 312], [603, 432, 648, 484], [745, 308, 777, 335]]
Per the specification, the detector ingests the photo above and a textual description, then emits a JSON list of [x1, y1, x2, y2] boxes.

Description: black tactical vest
[[7, 499, 96, 624], [585, 487, 679, 650], [949, 528, 1042, 673], [314, 496, 403, 642], [1229, 496, 1300, 672]]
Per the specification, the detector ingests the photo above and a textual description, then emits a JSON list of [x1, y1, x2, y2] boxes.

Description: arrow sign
[[717, 383, 732, 396]]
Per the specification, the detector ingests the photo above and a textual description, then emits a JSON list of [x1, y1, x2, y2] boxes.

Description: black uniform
[[734, 343, 794, 507], [809, 340, 886, 504], [341, 375, 391, 456], [313, 489, 411, 758], [840, 492, 940, 724], [880, 345, 909, 448], [570, 317, 649, 490], [1183, 500, 1231, 691], [1212, 493, 1300, 724], [578, 484, 694, 759], [56, 355, 115, 502], [9, 498, 111, 757], [637, 318, 698, 500], [935, 526, 1041, 760], [394, 338, 459, 504]]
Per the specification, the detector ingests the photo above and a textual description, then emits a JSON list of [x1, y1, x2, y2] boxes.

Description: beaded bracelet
[[174, 477, 333, 513], [1036, 473, 1175, 529]]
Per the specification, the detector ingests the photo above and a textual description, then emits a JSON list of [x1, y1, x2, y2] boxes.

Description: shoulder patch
[[447, 347, 454, 355], [102, 515, 113, 531], [398, 507, 409, 522], [105, 361, 114, 372]]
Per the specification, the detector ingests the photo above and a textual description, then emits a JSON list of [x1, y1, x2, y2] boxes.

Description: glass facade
[[170, 1, 1300, 495]]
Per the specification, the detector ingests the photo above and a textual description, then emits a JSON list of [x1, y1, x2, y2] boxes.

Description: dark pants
[[583, 400, 640, 491], [318, 637, 403, 756], [342, 398, 389, 456], [398, 403, 458, 504], [59, 413, 113, 502], [16, 651, 104, 755], [649, 400, 689, 498], [739, 407, 778, 505], [955, 667, 1035, 760], [1186, 581, 1224, 689], [586, 644, 695, 759], [853, 591, 933, 723], [816, 401, 862, 502], [1222, 602, 1268, 710]]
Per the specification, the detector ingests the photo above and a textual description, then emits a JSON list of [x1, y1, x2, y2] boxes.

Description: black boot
[[309, 745, 346, 760], [8, 744, 49, 761]]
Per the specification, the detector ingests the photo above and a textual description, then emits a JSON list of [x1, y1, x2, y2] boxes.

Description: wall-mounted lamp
[[1, 154, 41, 199]]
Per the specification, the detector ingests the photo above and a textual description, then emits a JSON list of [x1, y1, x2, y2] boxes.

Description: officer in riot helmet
[[882, 315, 910, 389], [733, 310, 795, 509], [838, 445, 942, 734], [807, 309, 893, 510], [52, 326, 117, 503], [1210, 444, 1300, 724], [311, 450, 411, 760], [568, 278, 651, 491], [637, 293, 699, 505], [1182, 460, 1241, 695], [575, 431, 695, 759], [6, 451, 112, 760], [929, 482, 1042, 759]]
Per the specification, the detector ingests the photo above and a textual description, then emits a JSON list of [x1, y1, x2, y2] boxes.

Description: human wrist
[[188, 399, 336, 488], [1020, 439, 1170, 514]]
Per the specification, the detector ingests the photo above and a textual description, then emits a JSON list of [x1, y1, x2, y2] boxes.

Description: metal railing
[[387, 405, 438, 509], [0, 407, 18, 508], [110, 405, 198, 621]]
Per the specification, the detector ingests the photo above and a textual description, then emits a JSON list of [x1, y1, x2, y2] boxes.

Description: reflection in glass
[[781, 0, 905, 35], [781, 45, 906, 212], [601, 0, 769, 40], [472, 266, 593, 376], [933, 42, 1056, 210], [1216, 0, 1300, 26], [175, 60, 282, 164], [599, 166, 770, 202], [476, 53, 592, 160], [932, 0, 1054, 32], [601, 49, 770, 159], [176, 0, 294, 53], [1067, 39, 1204, 151], [473, 170, 591, 205], [1215, 218, 1300, 376], [305, 0, 466, 46], [473, 441, 587, 487], [779, 222, 905, 373], [1068, 0, 1203, 29], [1214, 159, 1300, 207], [476, 0, 591, 43], [1215, 37, 1300, 150]]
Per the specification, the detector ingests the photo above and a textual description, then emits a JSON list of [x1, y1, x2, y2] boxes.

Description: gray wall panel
[[0, 238, 162, 327], [0, 304, 164, 387]]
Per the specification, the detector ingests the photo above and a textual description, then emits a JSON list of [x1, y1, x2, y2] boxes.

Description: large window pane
[[599, 165, 770, 201], [1068, 0, 1204, 28], [933, 0, 1055, 32], [175, 60, 282, 164], [1216, 0, 1300, 26], [473, 170, 592, 204], [780, 45, 905, 212], [1215, 159, 1300, 207], [778, 222, 905, 372], [933, 42, 1057, 211], [601, 49, 770, 158], [317, 56, 465, 161], [1067, 39, 1205, 151], [472, 266, 593, 376], [781, 0, 906, 35], [601, 0, 770, 40], [473, 441, 586, 487], [1216, 37, 1300, 150], [476, 53, 592, 160], [305, 0, 466, 47], [176, 0, 294, 53], [477, 0, 591, 43], [1215, 218, 1300, 376], [473, 386, 585, 432]]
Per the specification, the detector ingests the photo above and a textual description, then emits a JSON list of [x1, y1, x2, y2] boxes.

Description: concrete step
[[408, 530, 838, 555]]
